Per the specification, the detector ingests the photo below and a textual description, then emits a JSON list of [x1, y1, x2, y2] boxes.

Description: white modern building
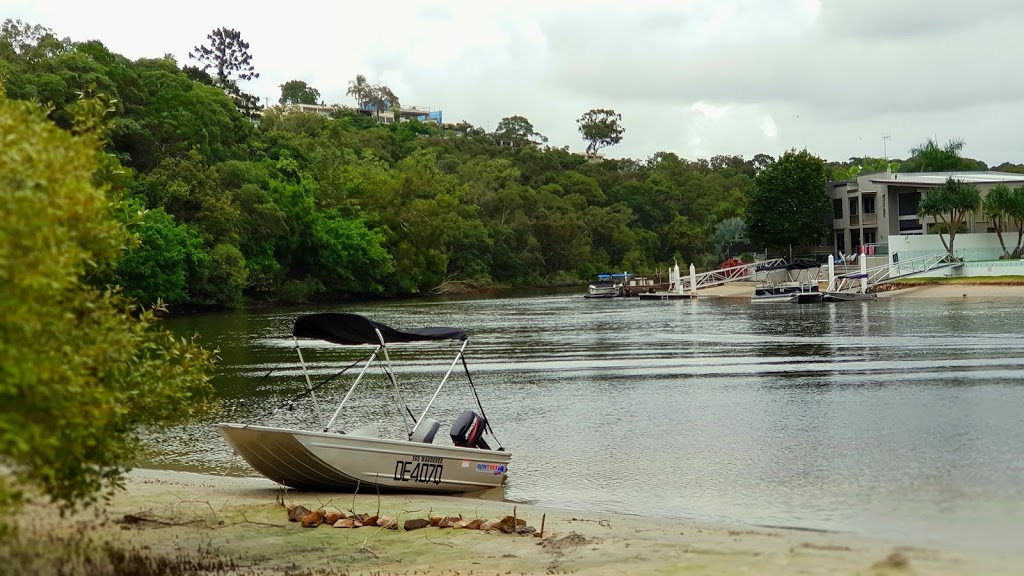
[[829, 171, 1024, 261]]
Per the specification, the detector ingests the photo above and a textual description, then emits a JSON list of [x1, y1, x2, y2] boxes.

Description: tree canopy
[[279, 79, 320, 105], [577, 108, 624, 156], [746, 149, 830, 252], [918, 176, 982, 259], [901, 138, 986, 172], [494, 115, 547, 147], [0, 89, 215, 514], [189, 27, 260, 117]]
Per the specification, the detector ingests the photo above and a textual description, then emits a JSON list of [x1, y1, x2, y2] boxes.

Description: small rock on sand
[[404, 518, 430, 531], [288, 505, 312, 522], [438, 516, 457, 528], [300, 509, 325, 528]]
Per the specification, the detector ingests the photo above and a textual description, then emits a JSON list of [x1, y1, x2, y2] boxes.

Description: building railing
[[849, 214, 860, 226], [861, 213, 877, 226], [860, 243, 888, 256], [891, 247, 1009, 263]]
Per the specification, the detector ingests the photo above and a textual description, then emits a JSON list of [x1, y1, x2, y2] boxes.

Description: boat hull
[[217, 423, 511, 494], [751, 284, 822, 304]]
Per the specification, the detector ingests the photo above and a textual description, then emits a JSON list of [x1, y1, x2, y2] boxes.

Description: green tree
[[346, 73, 370, 107], [711, 217, 746, 259], [577, 108, 624, 156], [983, 184, 1013, 258], [494, 115, 547, 147], [0, 92, 215, 514], [279, 79, 320, 105], [917, 176, 981, 259], [902, 138, 984, 172], [188, 27, 261, 117], [113, 206, 207, 306], [190, 242, 248, 308], [1005, 186, 1024, 258], [367, 83, 399, 120], [746, 149, 830, 252]]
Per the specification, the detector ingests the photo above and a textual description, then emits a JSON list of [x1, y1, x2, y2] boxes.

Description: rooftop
[[868, 171, 1024, 186]]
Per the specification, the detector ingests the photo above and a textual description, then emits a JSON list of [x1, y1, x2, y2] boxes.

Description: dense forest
[[2, 21, 1016, 310]]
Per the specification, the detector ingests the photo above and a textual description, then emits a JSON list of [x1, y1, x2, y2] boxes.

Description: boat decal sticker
[[461, 460, 470, 468], [394, 455, 443, 485], [475, 463, 507, 476]]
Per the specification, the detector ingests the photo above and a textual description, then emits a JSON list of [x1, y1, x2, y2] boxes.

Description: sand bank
[[7, 468, 1021, 575]]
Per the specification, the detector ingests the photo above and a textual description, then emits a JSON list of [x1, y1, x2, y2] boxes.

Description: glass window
[[863, 195, 876, 215], [835, 231, 846, 254], [899, 219, 922, 232], [849, 197, 859, 216], [833, 199, 843, 219], [898, 192, 920, 216]]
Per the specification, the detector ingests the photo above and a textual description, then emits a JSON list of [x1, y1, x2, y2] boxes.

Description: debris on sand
[[541, 532, 590, 550], [872, 551, 910, 570]]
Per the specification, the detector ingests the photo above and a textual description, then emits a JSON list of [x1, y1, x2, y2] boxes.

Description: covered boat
[[751, 261, 824, 304], [217, 313, 510, 493]]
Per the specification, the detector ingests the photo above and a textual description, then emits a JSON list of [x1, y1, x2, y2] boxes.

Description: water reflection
[[155, 293, 1024, 552]]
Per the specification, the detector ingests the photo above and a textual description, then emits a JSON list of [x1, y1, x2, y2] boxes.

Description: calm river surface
[[157, 291, 1024, 552]]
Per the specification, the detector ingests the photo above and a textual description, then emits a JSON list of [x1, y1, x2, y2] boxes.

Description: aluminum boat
[[217, 313, 510, 493]]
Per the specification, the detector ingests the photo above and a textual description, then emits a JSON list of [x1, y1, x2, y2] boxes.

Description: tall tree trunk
[[1014, 218, 1024, 258], [939, 212, 953, 259], [994, 215, 1010, 258]]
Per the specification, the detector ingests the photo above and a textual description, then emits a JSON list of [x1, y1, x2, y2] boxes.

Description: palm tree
[[983, 184, 1012, 258], [917, 176, 981, 259], [711, 217, 746, 259], [905, 138, 967, 172], [346, 74, 369, 108]]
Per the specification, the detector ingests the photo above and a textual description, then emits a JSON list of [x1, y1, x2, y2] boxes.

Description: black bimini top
[[292, 313, 467, 346]]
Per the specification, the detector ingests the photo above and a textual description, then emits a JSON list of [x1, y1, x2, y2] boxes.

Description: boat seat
[[409, 418, 440, 444]]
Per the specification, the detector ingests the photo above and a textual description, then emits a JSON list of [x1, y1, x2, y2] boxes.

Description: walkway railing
[[668, 258, 787, 294], [825, 252, 960, 293]]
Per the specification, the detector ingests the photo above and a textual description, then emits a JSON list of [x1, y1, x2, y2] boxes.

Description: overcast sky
[[6, 0, 1024, 165]]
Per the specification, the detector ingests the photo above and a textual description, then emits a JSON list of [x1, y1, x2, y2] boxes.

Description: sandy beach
[[5, 468, 1021, 575]]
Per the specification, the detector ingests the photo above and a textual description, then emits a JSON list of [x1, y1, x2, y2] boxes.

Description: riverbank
[[696, 281, 1024, 299], [4, 469, 1021, 575]]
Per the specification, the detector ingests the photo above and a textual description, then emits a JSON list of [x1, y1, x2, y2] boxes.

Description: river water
[[158, 291, 1024, 552]]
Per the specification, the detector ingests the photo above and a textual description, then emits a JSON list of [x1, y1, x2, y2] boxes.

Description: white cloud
[[4, 0, 1024, 164]]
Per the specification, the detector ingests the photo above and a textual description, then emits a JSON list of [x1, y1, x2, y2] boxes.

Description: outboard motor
[[450, 410, 490, 450]]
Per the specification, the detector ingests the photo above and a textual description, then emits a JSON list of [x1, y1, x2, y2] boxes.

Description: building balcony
[[861, 213, 877, 226], [849, 214, 860, 226]]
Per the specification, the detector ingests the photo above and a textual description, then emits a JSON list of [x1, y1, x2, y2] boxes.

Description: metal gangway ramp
[[663, 258, 787, 295], [825, 253, 963, 294]]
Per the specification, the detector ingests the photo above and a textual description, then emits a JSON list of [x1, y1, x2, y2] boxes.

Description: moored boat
[[217, 313, 510, 493], [751, 262, 823, 304], [585, 272, 632, 298]]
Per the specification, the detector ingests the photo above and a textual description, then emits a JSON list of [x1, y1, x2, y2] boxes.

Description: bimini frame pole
[[323, 345, 381, 432], [411, 338, 469, 437], [376, 329, 414, 434], [294, 336, 324, 422]]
